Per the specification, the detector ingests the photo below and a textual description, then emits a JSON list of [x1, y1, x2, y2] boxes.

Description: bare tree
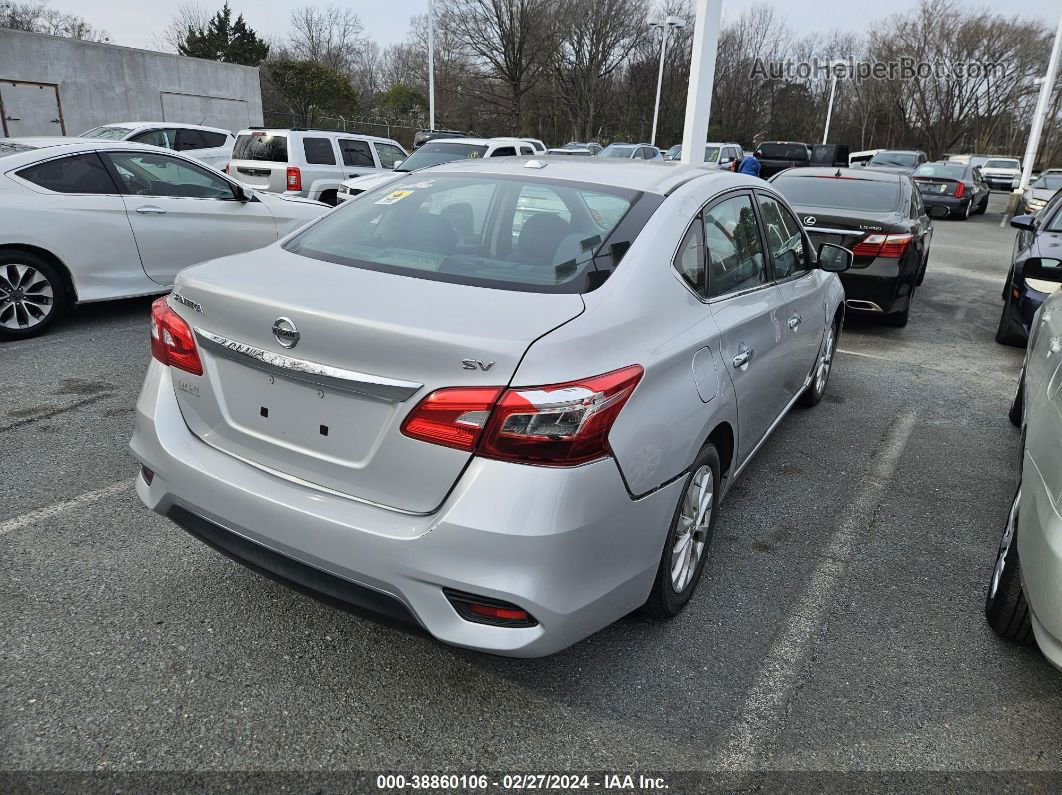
[[288, 4, 365, 74], [1, 0, 109, 41], [152, 3, 210, 52]]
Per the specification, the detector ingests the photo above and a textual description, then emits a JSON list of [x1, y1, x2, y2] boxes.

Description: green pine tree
[[178, 2, 269, 66]]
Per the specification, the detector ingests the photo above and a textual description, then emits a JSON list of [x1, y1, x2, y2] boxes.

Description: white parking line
[[0, 480, 132, 537], [715, 410, 918, 770]]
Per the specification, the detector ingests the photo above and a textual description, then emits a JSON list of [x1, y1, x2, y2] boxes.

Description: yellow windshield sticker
[[375, 190, 414, 205]]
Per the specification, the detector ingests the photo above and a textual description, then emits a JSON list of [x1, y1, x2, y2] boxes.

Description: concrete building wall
[[0, 29, 263, 137]]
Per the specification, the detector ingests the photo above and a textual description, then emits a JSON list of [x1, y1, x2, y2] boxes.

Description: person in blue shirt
[[737, 150, 762, 177]]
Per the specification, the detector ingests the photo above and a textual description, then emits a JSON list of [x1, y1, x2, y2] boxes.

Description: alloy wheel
[[989, 489, 1020, 602], [0, 263, 55, 331], [815, 324, 836, 396], [671, 465, 714, 592]]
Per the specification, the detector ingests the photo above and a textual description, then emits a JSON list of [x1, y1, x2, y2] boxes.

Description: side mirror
[[928, 205, 949, 219], [234, 183, 253, 202], [1010, 214, 1036, 231], [392, 160, 403, 170], [818, 242, 853, 272], [1023, 257, 1062, 283]]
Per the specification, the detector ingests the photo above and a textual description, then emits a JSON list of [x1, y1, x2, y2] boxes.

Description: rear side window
[[490, 146, 516, 157], [232, 133, 288, 162], [674, 217, 706, 296], [374, 142, 405, 169], [303, 137, 336, 165], [130, 129, 177, 149], [339, 139, 374, 167], [199, 130, 229, 148], [176, 129, 206, 151], [284, 173, 652, 294], [18, 153, 117, 194]]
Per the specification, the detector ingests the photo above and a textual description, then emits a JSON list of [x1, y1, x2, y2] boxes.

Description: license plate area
[[212, 358, 396, 466]]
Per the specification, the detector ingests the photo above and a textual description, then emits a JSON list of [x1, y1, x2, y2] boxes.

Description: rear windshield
[[80, 126, 133, 140], [985, 159, 1019, 169], [772, 174, 901, 212], [284, 173, 657, 293], [396, 141, 488, 172], [599, 145, 636, 158], [868, 152, 917, 168], [759, 143, 808, 160], [232, 133, 289, 162], [914, 163, 966, 180]]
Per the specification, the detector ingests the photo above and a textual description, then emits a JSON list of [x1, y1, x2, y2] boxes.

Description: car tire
[[976, 194, 989, 214], [643, 444, 721, 619], [985, 488, 1033, 643], [995, 299, 1025, 347], [959, 200, 972, 221], [916, 253, 928, 287], [1009, 368, 1024, 427], [0, 250, 68, 341], [884, 288, 913, 328], [798, 319, 837, 407]]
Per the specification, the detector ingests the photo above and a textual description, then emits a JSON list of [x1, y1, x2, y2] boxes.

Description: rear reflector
[[444, 588, 538, 627], [150, 297, 202, 376]]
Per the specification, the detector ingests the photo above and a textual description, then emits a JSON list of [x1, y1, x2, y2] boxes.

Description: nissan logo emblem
[[272, 317, 299, 349], [803, 216, 817, 226]]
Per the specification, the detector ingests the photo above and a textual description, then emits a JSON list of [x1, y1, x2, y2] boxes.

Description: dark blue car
[[996, 190, 1062, 346]]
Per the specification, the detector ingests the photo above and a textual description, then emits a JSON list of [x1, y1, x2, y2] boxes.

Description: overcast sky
[[66, 0, 1061, 52]]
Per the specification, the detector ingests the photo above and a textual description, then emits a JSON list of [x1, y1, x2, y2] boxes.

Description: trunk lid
[[169, 249, 585, 514], [796, 206, 906, 259], [914, 176, 962, 197]]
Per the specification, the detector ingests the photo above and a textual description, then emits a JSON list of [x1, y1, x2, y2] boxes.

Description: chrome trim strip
[[194, 328, 423, 402], [845, 299, 884, 313], [803, 226, 865, 236]]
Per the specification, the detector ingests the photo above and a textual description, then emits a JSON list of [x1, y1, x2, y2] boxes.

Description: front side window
[[340, 139, 375, 167], [105, 152, 236, 199], [704, 194, 766, 298], [18, 153, 117, 194], [302, 137, 336, 165], [130, 129, 178, 149], [374, 142, 406, 169], [757, 193, 810, 280], [284, 174, 649, 293]]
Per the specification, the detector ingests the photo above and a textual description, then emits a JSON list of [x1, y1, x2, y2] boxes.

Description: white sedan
[[80, 122, 234, 169], [0, 138, 328, 340]]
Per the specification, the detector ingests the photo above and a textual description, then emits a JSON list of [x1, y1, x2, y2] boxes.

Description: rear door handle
[[732, 347, 754, 368], [788, 314, 802, 330], [135, 206, 166, 215]]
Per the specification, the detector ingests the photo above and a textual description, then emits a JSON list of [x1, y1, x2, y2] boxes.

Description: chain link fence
[[262, 111, 428, 150]]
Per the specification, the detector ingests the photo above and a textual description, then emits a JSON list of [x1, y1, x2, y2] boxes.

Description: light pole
[[649, 15, 686, 149], [822, 61, 842, 145], [1016, 5, 1062, 194], [427, 0, 436, 131], [679, 0, 723, 167]]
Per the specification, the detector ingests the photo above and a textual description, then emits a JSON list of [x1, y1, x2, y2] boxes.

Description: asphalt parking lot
[[2, 191, 1061, 776]]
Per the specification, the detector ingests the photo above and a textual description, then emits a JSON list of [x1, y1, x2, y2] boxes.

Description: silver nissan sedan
[[130, 158, 852, 657]]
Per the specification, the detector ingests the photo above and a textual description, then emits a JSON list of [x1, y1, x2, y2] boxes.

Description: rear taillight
[[150, 297, 202, 376], [953, 181, 965, 198], [286, 166, 302, 191], [223, 163, 230, 173], [401, 365, 643, 466], [851, 233, 913, 259]]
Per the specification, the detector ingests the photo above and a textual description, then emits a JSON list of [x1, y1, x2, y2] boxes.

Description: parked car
[[546, 147, 593, 156], [227, 128, 408, 205], [80, 122, 234, 169], [911, 161, 990, 220], [337, 138, 537, 201], [129, 158, 852, 657], [981, 157, 1022, 191], [1020, 170, 1062, 215], [413, 129, 471, 148], [664, 143, 743, 170], [0, 138, 327, 339], [493, 136, 547, 153], [597, 143, 662, 160], [755, 141, 812, 179], [862, 149, 928, 174], [849, 149, 884, 167], [988, 270, 1062, 670], [771, 166, 936, 327], [565, 141, 602, 155], [995, 192, 1062, 346]]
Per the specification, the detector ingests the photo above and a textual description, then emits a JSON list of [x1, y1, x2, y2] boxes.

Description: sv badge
[[461, 359, 496, 371]]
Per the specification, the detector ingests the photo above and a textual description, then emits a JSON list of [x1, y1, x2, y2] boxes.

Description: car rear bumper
[[919, 195, 970, 215], [129, 361, 682, 657], [1019, 456, 1062, 671], [838, 260, 915, 315]]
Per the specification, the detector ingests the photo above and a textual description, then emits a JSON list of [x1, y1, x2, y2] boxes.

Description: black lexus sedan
[[995, 188, 1062, 346], [912, 161, 990, 220], [771, 167, 938, 327]]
